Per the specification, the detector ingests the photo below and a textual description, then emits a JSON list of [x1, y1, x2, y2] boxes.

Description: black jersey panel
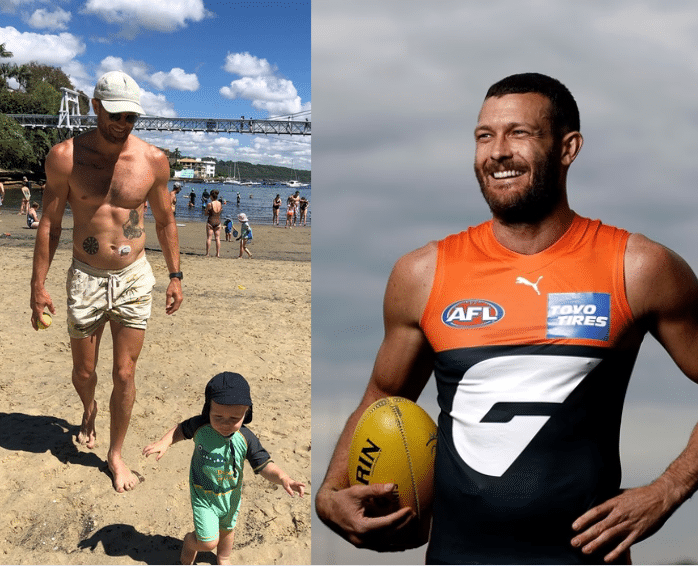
[[427, 344, 639, 564]]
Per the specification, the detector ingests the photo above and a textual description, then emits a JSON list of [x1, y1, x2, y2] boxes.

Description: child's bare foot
[[107, 451, 141, 493], [180, 533, 198, 565], [217, 555, 232, 565], [77, 400, 97, 449]]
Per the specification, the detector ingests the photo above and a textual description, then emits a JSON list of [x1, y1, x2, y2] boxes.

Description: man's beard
[[97, 119, 130, 145], [475, 151, 563, 225]]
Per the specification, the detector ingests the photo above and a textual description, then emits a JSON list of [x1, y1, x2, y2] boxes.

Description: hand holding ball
[[348, 396, 437, 547], [37, 312, 52, 330]]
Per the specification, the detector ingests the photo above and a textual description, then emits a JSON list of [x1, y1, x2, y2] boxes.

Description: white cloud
[[82, 0, 208, 37], [61, 59, 92, 94], [220, 53, 307, 117], [139, 91, 177, 117], [138, 129, 310, 168], [96, 55, 148, 82], [0, 26, 85, 66], [222, 76, 297, 103], [223, 52, 275, 77], [96, 56, 199, 93], [150, 68, 199, 91], [141, 131, 239, 161], [27, 8, 71, 31]]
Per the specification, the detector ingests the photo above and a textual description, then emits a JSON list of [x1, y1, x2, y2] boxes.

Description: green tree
[[24, 127, 56, 166], [21, 62, 74, 94], [30, 81, 62, 114], [0, 43, 14, 90], [0, 114, 37, 168], [9, 64, 32, 91]]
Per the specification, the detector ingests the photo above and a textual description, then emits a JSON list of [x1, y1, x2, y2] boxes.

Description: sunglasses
[[108, 112, 139, 124]]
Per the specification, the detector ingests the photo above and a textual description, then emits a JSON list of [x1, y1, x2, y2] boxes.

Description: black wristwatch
[[169, 272, 183, 280]]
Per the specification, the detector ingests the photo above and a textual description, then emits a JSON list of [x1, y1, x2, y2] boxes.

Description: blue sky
[[0, 0, 310, 168]]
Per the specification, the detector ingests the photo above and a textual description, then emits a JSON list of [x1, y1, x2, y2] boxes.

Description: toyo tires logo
[[441, 299, 505, 329]]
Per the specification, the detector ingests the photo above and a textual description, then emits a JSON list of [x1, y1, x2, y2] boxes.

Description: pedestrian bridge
[[7, 87, 310, 136]]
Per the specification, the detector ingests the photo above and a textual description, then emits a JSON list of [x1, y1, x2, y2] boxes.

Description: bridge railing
[[6, 114, 311, 136]]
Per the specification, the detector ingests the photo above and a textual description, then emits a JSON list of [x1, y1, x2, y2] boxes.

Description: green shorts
[[191, 485, 243, 542]]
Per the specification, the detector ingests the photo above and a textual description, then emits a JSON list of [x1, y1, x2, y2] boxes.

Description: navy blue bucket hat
[[202, 372, 253, 424]]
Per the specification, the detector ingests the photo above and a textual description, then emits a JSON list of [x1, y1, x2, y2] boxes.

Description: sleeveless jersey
[[420, 215, 642, 564]]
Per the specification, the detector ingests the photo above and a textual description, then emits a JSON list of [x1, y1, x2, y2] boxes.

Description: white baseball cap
[[93, 71, 144, 115]]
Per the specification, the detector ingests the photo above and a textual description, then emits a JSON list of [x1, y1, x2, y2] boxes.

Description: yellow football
[[348, 396, 437, 545], [37, 312, 52, 330]]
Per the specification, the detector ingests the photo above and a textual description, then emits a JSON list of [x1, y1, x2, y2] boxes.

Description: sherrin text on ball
[[348, 396, 437, 545]]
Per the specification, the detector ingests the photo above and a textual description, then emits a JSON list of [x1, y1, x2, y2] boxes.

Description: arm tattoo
[[83, 236, 99, 255], [122, 209, 144, 239]]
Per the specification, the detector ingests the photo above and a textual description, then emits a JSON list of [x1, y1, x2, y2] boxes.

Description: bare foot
[[107, 452, 142, 493], [77, 400, 97, 449], [217, 555, 231, 565], [180, 532, 198, 565]]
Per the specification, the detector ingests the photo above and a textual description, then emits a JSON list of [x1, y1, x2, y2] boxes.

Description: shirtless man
[[30, 71, 183, 493]]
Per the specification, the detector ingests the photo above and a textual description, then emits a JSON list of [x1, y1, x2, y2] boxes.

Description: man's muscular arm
[[315, 242, 437, 551], [572, 234, 698, 562], [30, 142, 70, 329], [146, 147, 182, 314]]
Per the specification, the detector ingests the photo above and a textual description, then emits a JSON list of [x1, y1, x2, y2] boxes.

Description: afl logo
[[441, 299, 505, 329]]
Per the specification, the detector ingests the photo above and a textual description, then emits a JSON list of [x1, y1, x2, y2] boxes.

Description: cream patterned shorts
[[66, 256, 156, 339]]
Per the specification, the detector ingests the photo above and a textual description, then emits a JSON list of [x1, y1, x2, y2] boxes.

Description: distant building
[[174, 169, 195, 179], [176, 157, 216, 179]]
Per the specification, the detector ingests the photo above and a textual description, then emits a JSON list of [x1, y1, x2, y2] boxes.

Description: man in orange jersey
[[316, 73, 698, 564]]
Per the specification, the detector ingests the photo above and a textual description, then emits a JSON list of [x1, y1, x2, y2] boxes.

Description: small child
[[143, 372, 305, 565], [236, 213, 253, 259], [224, 217, 234, 242], [26, 201, 40, 229]]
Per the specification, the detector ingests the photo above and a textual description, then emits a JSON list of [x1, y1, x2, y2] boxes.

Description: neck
[[491, 201, 575, 255]]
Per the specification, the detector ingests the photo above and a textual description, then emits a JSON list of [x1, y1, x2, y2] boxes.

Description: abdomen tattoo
[[83, 236, 99, 255], [122, 210, 144, 239]]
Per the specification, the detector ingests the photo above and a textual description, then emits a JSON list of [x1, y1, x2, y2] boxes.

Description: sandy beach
[[0, 208, 311, 564]]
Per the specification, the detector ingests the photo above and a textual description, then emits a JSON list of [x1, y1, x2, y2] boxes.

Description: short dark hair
[[485, 73, 580, 135]]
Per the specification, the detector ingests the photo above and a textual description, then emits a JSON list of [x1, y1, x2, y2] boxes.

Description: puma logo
[[515, 276, 543, 296]]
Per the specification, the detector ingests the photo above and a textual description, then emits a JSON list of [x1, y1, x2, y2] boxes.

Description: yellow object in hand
[[37, 312, 52, 330]]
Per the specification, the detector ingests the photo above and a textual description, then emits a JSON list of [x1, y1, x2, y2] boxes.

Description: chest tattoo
[[122, 210, 144, 239]]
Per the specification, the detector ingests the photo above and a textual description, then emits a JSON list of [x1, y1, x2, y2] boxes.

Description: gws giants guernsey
[[420, 215, 641, 564]]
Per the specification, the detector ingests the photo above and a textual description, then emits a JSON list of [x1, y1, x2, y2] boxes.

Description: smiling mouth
[[492, 170, 525, 179]]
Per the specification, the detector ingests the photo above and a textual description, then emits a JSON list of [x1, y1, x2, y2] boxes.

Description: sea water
[[2, 181, 310, 226], [154, 181, 311, 226]]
